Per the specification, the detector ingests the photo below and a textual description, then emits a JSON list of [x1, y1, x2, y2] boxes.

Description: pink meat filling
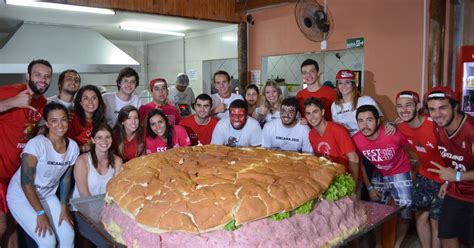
[[101, 196, 367, 248]]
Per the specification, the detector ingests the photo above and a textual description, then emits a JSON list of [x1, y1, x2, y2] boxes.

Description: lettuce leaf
[[295, 199, 315, 214], [224, 219, 240, 231], [271, 211, 290, 221], [322, 174, 356, 201]]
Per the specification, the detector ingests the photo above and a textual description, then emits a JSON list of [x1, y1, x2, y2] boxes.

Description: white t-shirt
[[7, 135, 79, 201], [331, 96, 383, 136], [102, 92, 142, 127], [262, 119, 313, 153], [264, 111, 280, 123], [211, 93, 243, 120], [211, 117, 262, 147], [168, 87, 195, 106], [47, 95, 74, 113], [72, 152, 114, 199]]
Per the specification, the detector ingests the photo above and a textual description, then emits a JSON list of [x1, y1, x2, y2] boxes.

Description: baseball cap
[[424, 86, 457, 102], [149, 77, 168, 91], [396, 90, 420, 103], [176, 73, 189, 87], [336, 69, 355, 80]]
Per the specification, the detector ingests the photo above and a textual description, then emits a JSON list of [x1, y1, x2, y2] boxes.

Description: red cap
[[424, 86, 457, 102], [149, 77, 168, 91], [396, 90, 420, 103], [336, 69, 355, 80]]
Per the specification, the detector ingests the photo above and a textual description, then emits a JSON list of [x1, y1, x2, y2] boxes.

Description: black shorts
[[438, 195, 474, 244]]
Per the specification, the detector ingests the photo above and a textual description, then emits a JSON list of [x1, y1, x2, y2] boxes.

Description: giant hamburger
[[102, 145, 367, 247]]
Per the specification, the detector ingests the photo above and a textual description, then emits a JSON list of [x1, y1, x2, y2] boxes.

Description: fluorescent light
[[6, 0, 115, 15], [221, 36, 237, 42], [120, 23, 185, 37], [120, 22, 187, 31]]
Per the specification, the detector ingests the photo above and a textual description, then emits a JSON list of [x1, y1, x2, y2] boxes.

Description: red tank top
[[436, 115, 474, 202]]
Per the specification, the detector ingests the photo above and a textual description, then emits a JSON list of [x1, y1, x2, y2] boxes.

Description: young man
[[180, 93, 218, 145], [103, 67, 142, 127], [0, 59, 52, 247], [139, 77, 181, 125], [304, 97, 359, 181], [47, 69, 81, 112], [211, 99, 261, 147], [168, 73, 195, 117], [353, 105, 413, 248], [211, 70, 243, 120], [395, 90, 446, 248], [296, 59, 336, 121], [425, 87, 474, 248], [262, 97, 312, 153]]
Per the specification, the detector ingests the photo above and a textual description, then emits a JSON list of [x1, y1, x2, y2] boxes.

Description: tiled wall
[[262, 48, 364, 95], [202, 58, 238, 94]]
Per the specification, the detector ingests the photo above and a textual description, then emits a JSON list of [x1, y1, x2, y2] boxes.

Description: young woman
[[71, 123, 122, 247], [113, 105, 145, 162], [146, 109, 190, 154], [330, 70, 390, 136], [244, 84, 260, 117], [68, 85, 106, 153], [256, 80, 283, 124], [7, 102, 79, 247]]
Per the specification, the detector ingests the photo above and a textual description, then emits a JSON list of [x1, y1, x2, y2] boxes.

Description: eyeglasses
[[121, 80, 137, 85], [65, 76, 81, 82]]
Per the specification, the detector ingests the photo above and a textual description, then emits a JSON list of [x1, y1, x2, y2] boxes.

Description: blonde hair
[[262, 80, 283, 114], [334, 79, 360, 111]]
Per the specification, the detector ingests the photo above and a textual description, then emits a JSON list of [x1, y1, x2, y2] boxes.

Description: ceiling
[[0, 1, 235, 43]]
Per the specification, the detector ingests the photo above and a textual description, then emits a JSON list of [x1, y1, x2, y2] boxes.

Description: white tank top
[[72, 152, 115, 199]]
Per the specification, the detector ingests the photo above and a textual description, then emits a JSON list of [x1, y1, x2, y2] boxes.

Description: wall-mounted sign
[[346, 38, 364, 48]]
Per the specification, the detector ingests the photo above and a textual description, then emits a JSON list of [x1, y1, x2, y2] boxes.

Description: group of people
[[0, 58, 471, 248]]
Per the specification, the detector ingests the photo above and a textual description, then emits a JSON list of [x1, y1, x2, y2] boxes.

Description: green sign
[[346, 38, 364, 48]]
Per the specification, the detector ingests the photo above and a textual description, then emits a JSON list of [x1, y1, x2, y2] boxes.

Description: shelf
[[464, 86, 474, 90]]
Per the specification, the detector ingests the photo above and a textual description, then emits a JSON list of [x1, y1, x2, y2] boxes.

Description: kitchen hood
[[0, 23, 140, 73]]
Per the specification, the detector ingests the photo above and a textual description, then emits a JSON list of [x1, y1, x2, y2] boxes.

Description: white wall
[[147, 25, 238, 95]]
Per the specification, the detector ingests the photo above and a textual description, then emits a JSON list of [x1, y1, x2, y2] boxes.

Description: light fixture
[[221, 36, 237, 42], [6, 0, 115, 15], [120, 22, 186, 37]]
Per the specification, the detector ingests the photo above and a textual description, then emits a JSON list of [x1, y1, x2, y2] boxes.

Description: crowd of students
[[0, 58, 472, 248]]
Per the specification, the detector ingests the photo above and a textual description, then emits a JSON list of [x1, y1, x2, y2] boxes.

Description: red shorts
[[0, 178, 10, 214]]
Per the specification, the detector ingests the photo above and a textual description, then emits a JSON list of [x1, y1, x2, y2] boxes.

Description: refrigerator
[[455, 46, 474, 115]]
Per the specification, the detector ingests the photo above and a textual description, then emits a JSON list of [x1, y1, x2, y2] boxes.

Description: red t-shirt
[[0, 84, 46, 179], [145, 125, 191, 154], [180, 115, 218, 145], [296, 86, 336, 121], [67, 113, 93, 147], [309, 122, 356, 173], [352, 127, 411, 177], [436, 115, 474, 202], [138, 102, 181, 125], [122, 133, 146, 162], [399, 116, 446, 183]]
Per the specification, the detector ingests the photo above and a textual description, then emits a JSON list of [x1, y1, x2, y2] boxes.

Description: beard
[[28, 79, 49, 95]]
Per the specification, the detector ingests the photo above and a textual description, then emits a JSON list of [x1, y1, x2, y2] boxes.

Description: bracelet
[[455, 171, 462, 182], [36, 210, 45, 216], [367, 185, 374, 191]]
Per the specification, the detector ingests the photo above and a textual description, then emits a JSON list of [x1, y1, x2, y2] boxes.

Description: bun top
[[105, 145, 345, 233]]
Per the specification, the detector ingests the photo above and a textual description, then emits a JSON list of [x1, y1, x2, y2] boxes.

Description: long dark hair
[[113, 106, 145, 160], [146, 109, 173, 149], [90, 123, 115, 169], [43, 102, 69, 135], [74, 85, 106, 126]]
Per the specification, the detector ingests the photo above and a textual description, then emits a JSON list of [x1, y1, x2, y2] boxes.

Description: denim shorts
[[411, 173, 443, 220], [372, 171, 413, 220]]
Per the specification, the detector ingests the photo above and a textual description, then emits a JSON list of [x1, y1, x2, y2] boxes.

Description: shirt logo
[[426, 141, 434, 149], [317, 142, 331, 156]]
